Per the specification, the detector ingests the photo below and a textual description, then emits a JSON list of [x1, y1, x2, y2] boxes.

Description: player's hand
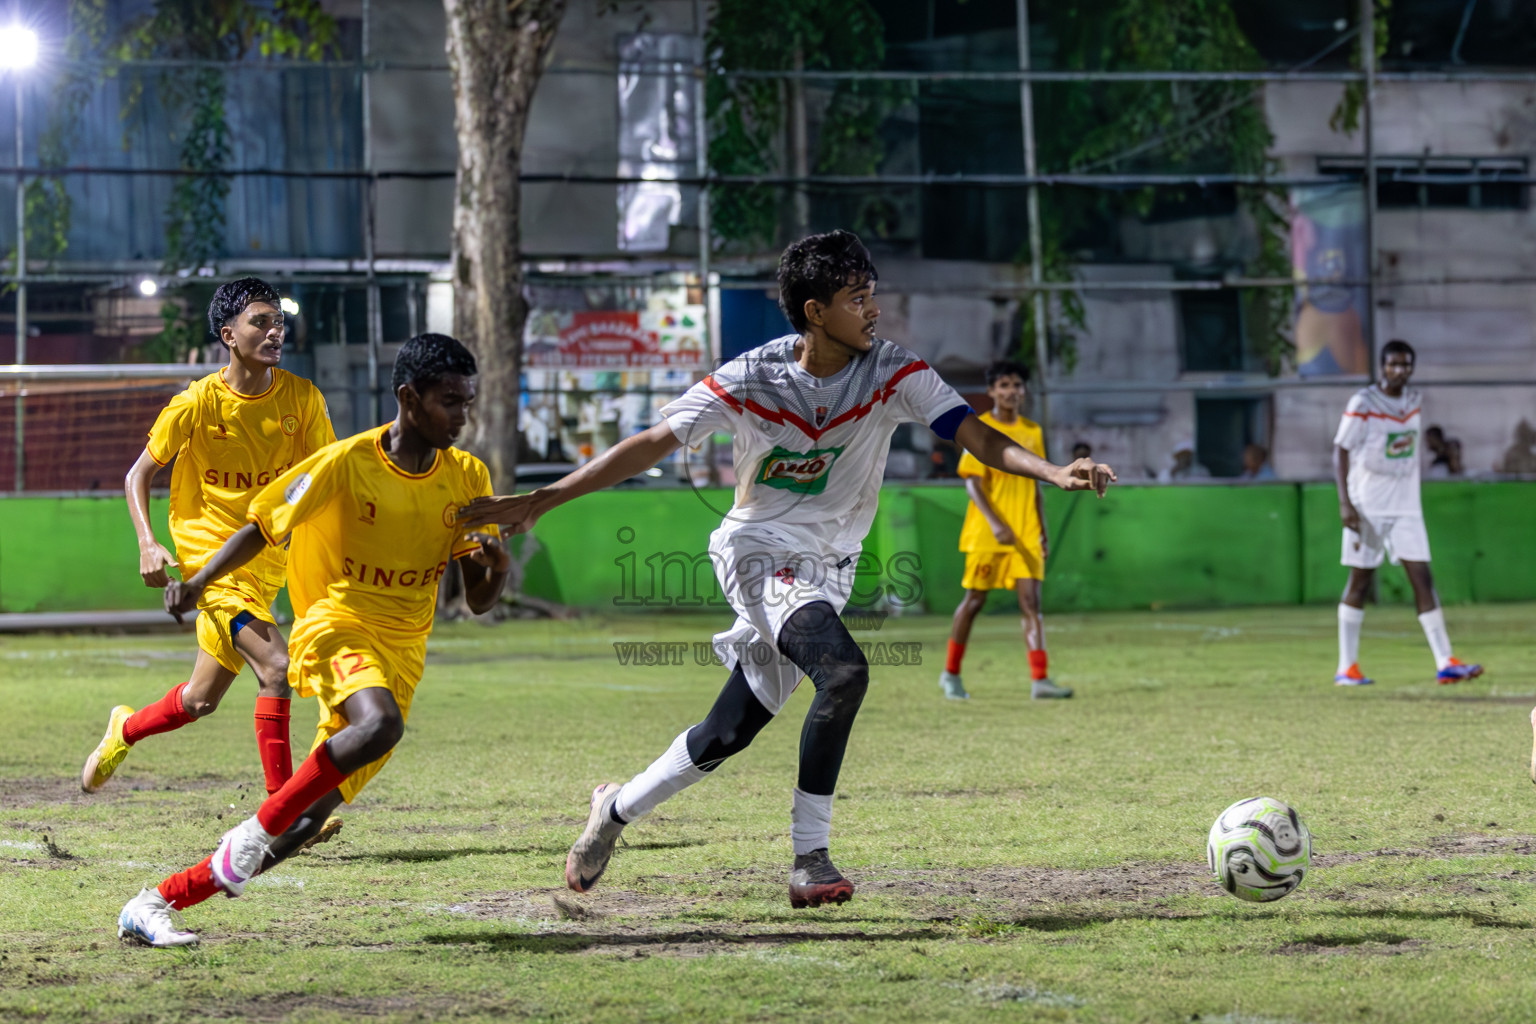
[[162, 577, 202, 624], [464, 532, 512, 573], [1339, 501, 1360, 533], [991, 522, 1017, 546], [458, 493, 544, 535], [1040, 535, 1050, 560], [139, 542, 179, 589], [1058, 458, 1117, 497]]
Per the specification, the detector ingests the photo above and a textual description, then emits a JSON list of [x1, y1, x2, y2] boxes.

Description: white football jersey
[[1332, 384, 1422, 517], [661, 335, 971, 556]]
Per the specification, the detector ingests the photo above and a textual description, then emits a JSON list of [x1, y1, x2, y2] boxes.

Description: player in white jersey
[[461, 230, 1115, 908], [1332, 339, 1481, 686]]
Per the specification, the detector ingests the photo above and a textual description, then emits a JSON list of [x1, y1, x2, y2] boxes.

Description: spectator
[[1497, 419, 1536, 475], [1157, 439, 1211, 483], [1425, 425, 1463, 479], [1238, 443, 1277, 481], [1071, 441, 1093, 461]]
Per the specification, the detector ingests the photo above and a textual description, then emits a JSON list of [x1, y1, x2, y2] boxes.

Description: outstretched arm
[[953, 415, 1116, 495], [460, 420, 685, 532], [163, 523, 270, 623], [125, 449, 178, 588]]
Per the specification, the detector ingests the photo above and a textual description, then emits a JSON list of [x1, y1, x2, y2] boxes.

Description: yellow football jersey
[[147, 367, 335, 587], [247, 426, 497, 638], [957, 411, 1046, 554]]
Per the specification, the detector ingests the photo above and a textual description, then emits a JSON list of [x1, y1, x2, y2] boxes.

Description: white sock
[[790, 787, 834, 856], [1418, 607, 1454, 670], [614, 731, 706, 823], [1337, 604, 1364, 674]]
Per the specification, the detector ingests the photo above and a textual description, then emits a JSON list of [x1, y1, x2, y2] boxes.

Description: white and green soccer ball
[[1207, 796, 1311, 902]]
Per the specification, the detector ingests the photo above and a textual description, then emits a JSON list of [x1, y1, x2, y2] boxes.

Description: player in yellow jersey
[[940, 361, 1071, 701], [82, 278, 336, 797], [115, 333, 508, 947]]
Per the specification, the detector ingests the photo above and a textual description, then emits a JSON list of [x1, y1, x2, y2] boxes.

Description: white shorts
[[708, 525, 858, 715], [1342, 513, 1431, 568]]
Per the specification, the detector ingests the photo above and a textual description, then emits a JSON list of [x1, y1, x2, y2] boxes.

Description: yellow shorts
[[195, 570, 281, 674], [961, 547, 1044, 590], [289, 619, 425, 803]]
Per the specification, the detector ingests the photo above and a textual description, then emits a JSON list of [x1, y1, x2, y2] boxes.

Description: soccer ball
[[1206, 796, 1311, 902]]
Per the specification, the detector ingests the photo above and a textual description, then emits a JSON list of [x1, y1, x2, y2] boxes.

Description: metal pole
[[1361, 0, 1378, 381], [13, 76, 23, 491], [362, 0, 381, 425], [693, 0, 714, 363], [1017, 0, 1050, 451]]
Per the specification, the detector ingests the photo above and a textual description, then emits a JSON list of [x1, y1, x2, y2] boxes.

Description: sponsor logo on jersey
[[756, 445, 845, 495], [203, 460, 298, 492], [342, 556, 450, 589], [1386, 430, 1416, 458], [281, 414, 299, 436], [283, 472, 312, 505]]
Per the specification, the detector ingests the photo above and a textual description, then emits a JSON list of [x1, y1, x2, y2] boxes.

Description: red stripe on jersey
[[1343, 406, 1420, 424], [709, 359, 931, 441]]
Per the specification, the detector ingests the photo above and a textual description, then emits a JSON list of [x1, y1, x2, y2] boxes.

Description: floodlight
[[137, 278, 158, 297], [280, 297, 300, 315], [0, 26, 38, 71]]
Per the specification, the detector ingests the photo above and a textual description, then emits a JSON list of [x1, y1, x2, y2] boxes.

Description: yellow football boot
[[81, 705, 135, 793]]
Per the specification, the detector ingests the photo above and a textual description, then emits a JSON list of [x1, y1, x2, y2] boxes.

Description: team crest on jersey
[[1386, 430, 1416, 458], [442, 502, 459, 529], [756, 445, 844, 494], [814, 406, 829, 428], [281, 414, 299, 436]]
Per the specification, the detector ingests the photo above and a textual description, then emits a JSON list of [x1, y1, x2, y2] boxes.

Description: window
[[1179, 288, 1245, 373], [1318, 156, 1528, 210], [1196, 396, 1271, 479]]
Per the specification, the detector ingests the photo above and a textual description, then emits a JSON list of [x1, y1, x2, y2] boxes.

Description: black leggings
[[684, 601, 869, 795]]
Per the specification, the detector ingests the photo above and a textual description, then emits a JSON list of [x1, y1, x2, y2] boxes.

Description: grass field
[[3, 602, 1536, 1023]]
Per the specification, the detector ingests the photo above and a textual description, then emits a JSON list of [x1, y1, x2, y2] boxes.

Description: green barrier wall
[[3, 481, 1531, 614]]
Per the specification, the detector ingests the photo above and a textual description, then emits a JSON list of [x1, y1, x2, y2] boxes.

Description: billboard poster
[[525, 307, 708, 369], [1291, 184, 1371, 376]]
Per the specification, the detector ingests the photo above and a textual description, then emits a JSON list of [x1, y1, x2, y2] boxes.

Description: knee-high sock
[[1418, 607, 1453, 670], [256, 743, 347, 836], [157, 855, 219, 910], [1337, 604, 1364, 673], [253, 696, 292, 796], [791, 787, 833, 856], [614, 731, 707, 823], [123, 682, 195, 745]]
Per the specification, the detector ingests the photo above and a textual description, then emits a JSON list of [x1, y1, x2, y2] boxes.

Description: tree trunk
[[443, 0, 567, 493]]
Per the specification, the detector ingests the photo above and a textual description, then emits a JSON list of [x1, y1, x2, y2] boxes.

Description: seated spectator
[[1157, 440, 1212, 483], [1071, 441, 1093, 461], [1497, 419, 1536, 475], [1425, 425, 1464, 478], [1238, 443, 1277, 481]]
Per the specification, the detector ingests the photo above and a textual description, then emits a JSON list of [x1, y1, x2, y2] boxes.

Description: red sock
[[256, 743, 347, 836], [158, 855, 220, 909], [122, 682, 195, 745], [945, 640, 965, 675], [1028, 649, 1049, 680], [253, 696, 293, 796]]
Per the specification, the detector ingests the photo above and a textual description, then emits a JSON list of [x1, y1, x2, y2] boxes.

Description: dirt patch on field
[[1314, 832, 1536, 866], [0, 774, 238, 810], [201, 992, 530, 1022], [1276, 934, 1425, 956]]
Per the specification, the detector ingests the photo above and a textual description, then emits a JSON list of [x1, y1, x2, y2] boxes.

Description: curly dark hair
[[207, 277, 283, 346], [391, 333, 478, 393], [776, 229, 879, 333], [985, 360, 1029, 387], [1381, 338, 1416, 365]]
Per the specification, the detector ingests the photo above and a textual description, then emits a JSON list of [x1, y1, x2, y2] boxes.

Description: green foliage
[[140, 299, 207, 363], [1031, 0, 1293, 374], [1331, 0, 1391, 135], [705, 0, 904, 251]]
